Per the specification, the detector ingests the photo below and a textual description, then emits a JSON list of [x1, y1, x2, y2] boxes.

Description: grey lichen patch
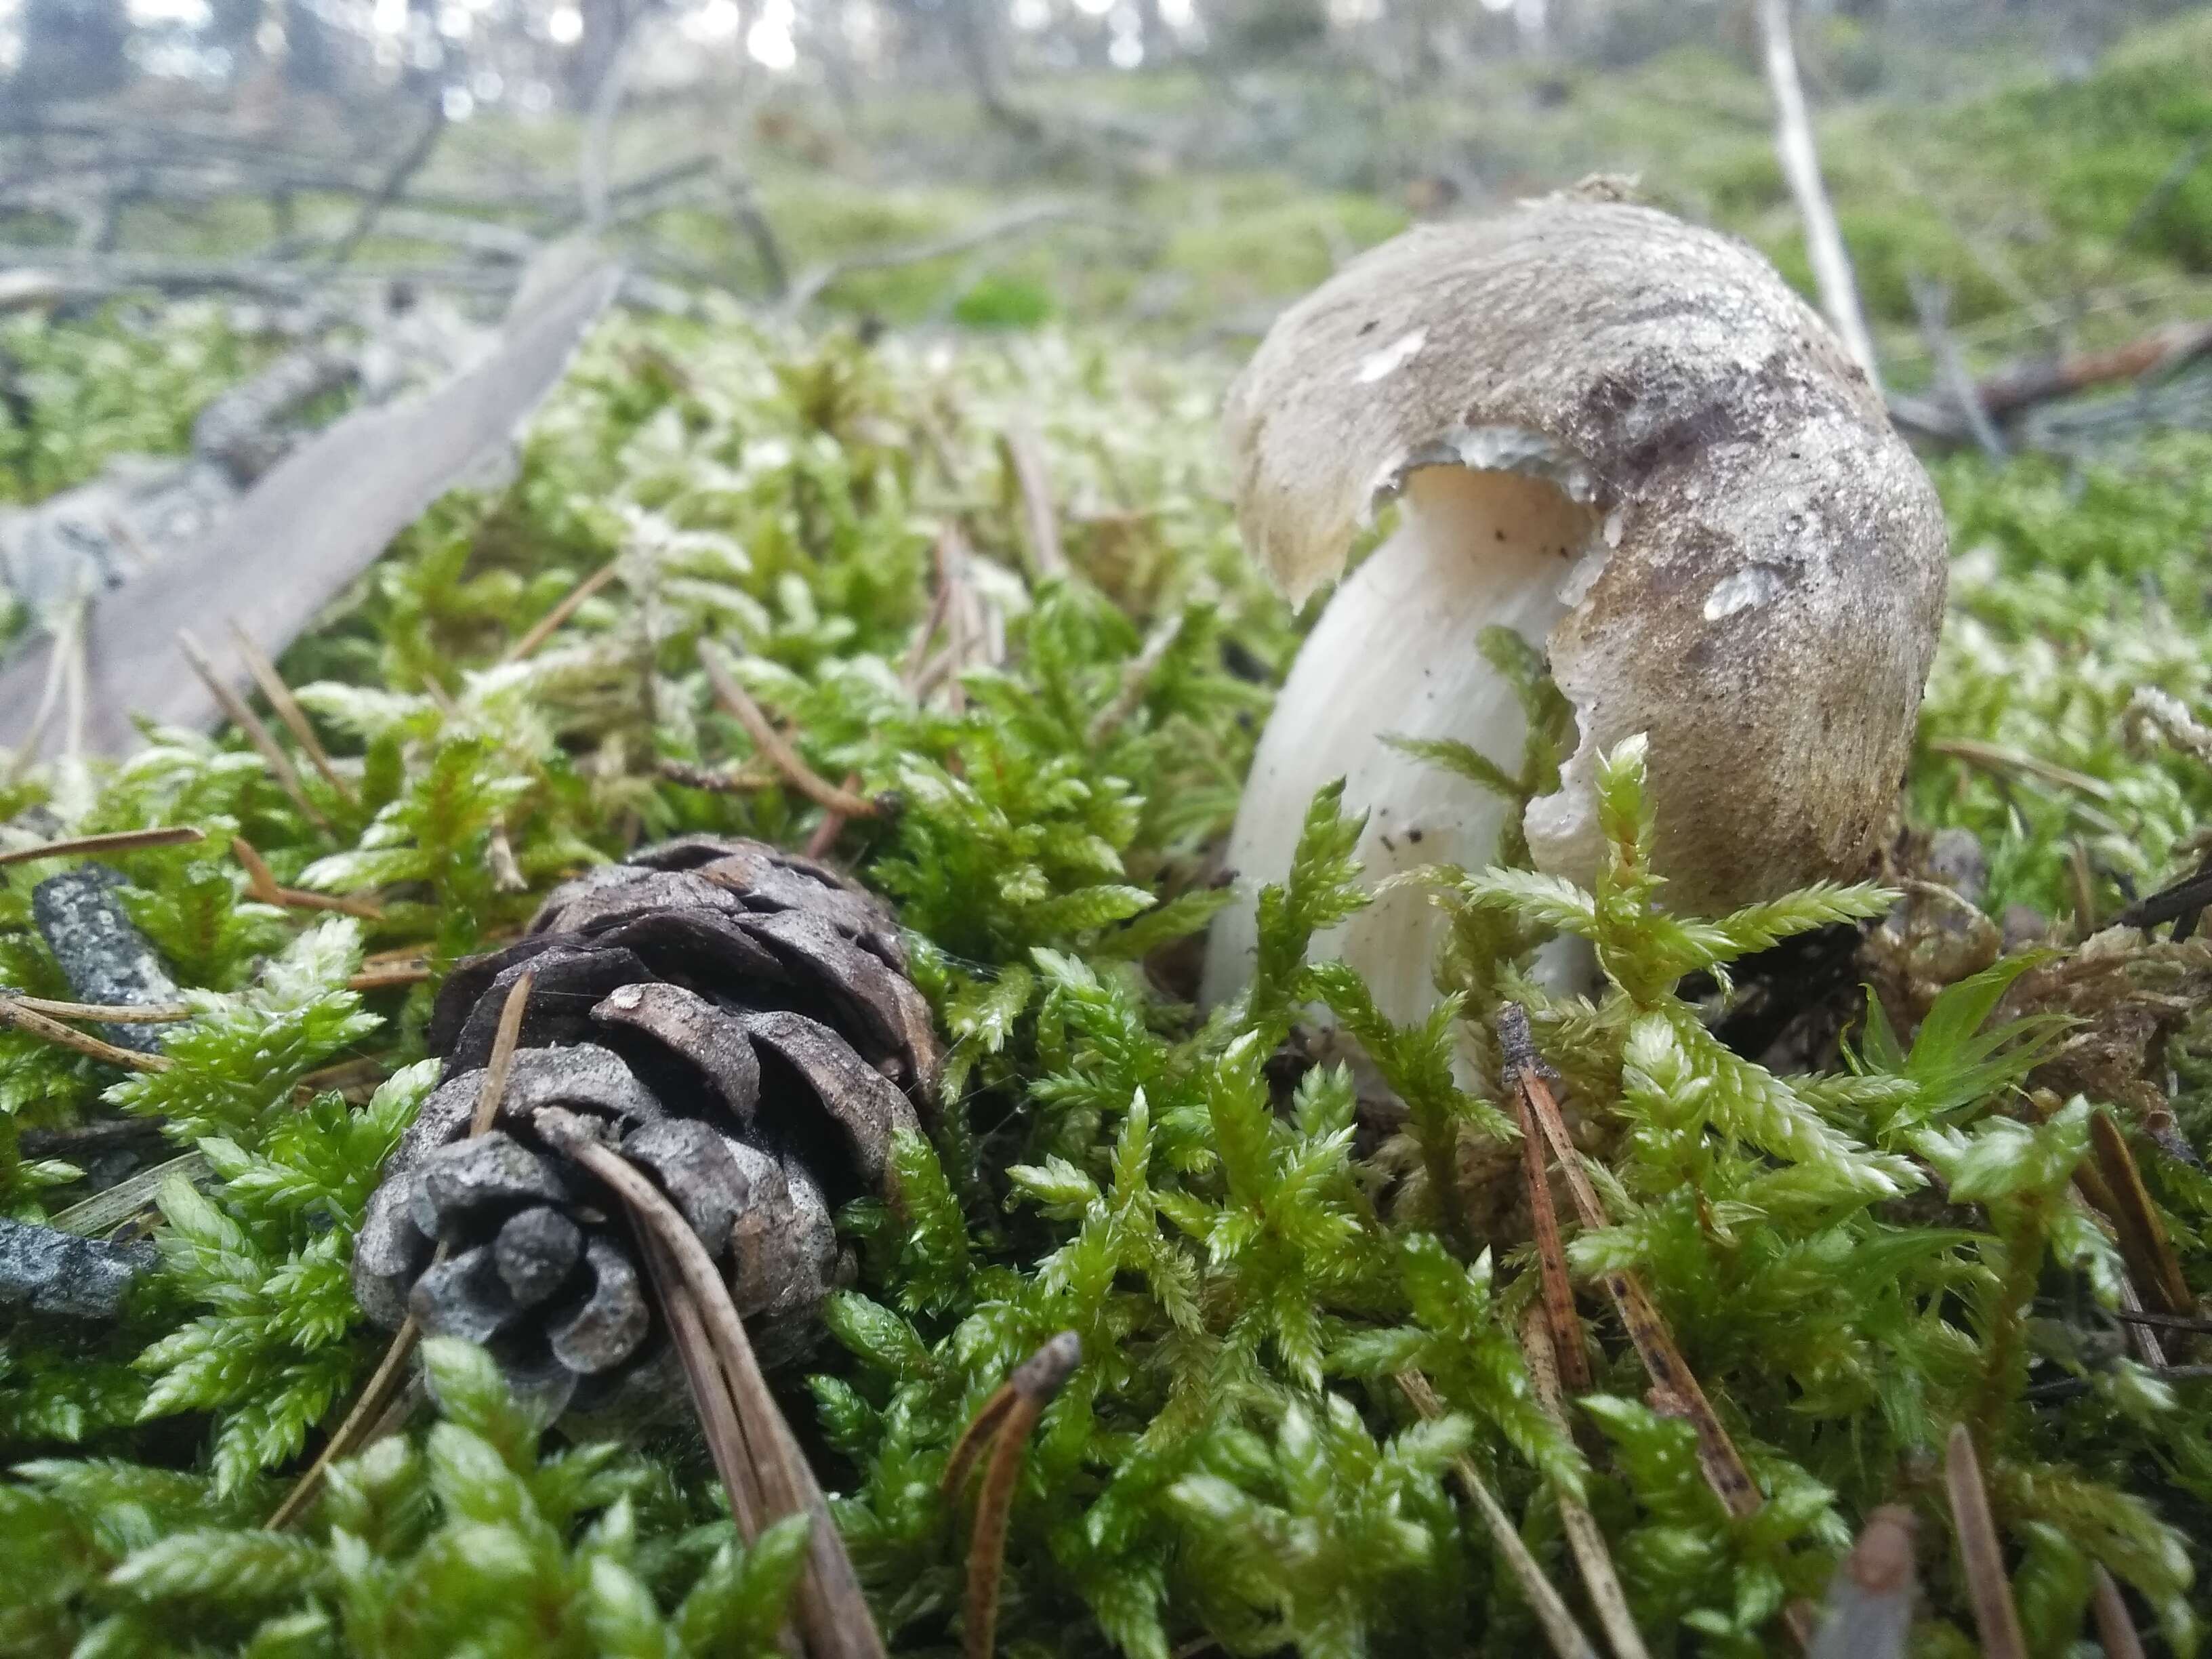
[[30, 863, 180, 1052], [0, 1215, 157, 1322]]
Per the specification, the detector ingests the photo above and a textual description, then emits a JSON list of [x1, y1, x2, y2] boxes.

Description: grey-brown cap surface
[[1223, 196, 1947, 916]]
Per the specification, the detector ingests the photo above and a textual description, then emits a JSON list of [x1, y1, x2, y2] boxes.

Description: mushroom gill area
[[1203, 460, 1607, 1031]]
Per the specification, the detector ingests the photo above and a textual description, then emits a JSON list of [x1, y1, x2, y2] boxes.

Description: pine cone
[[353, 838, 938, 1411]]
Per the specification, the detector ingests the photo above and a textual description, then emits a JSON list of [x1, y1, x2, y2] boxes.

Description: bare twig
[[2088, 1109, 2194, 1317], [1397, 1369, 1601, 1659], [0, 996, 171, 1071], [1515, 1309, 1651, 1659], [1086, 615, 1184, 747], [1497, 1006, 1765, 1524], [1757, 0, 1879, 388], [2091, 1565, 2148, 1659], [781, 203, 1086, 316], [328, 98, 447, 266], [1927, 738, 2116, 802], [1944, 1423, 2026, 1659], [699, 644, 880, 820], [52, 1151, 206, 1238], [657, 758, 780, 794], [7, 995, 192, 1024], [487, 825, 527, 895], [1907, 274, 2005, 460], [945, 1333, 1082, 1659], [179, 630, 333, 832], [503, 557, 623, 663], [232, 837, 384, 921], [348, 963, 434, 993], [0, 825, 203, 866], [1001, 421, 1069, 583], [227, 621, 354, 804], [1515, 1075, 1593, 1397], [270, 970, 534, 1530]]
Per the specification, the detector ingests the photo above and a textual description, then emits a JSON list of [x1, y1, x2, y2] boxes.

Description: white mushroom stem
[[1202, 464, 1601, 1028]]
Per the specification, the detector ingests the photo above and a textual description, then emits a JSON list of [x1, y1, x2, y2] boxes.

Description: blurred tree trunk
[[13, 0, 132, 102], [567, 0, 637, 109], [283, 0, 342, 91], [948, 0, 1039, 137]]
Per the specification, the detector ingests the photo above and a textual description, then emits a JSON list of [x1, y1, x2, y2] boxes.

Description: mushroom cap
[[1225, 196, 1947, 913]]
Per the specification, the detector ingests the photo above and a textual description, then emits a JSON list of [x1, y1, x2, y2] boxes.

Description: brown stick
[[1086, 615, 1184, 748], [639, 1227, 769, 1542], [961, 1333, 1081, 1659], [9, 994, 192, 1024], [939, 1387, 1021, 1502], [1515, 1309, 1651, 1659], [1515, 1080, 1593, 1397], [179, 630, 334, 833], [699, 644, 880, 820], [0, 825, 205, 865], [2087, 1109, 2194, 1318], [0, 996, 171, 1071], [1975, 319, 2212, 419], [1498, 1006, 1764, 1522], [1000, 422, 1069, 583], [2091, 1564, 2147, 1659], [657, 758, 780, 794], [232, 836, 385, 921], [1945, 1423, 2025, 1659], [227, 620, 354, 804], [268, 971, 534, 1531], [348, 964, 433, 992], [503, 556, 623, 663]]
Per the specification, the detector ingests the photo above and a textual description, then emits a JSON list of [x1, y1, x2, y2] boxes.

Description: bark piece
[[0, 1215, 156, 1321], [30, 864, 179, 1052]]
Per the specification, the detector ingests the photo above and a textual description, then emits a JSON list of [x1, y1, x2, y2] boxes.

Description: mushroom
[[1202, 194, 1948, 1030]]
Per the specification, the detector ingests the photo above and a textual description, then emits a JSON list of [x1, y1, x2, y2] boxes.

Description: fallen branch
[[228, 622, 354, 805], [1000, 421, 1069, 583], [327, 98, 448, 267], [1907, 274, 2005, 460], [1757, 0, 1879, 388], [535, 1105, 886, 1659], [1513, 1311, 1650, 1659], [780, 203, 1086, 316], [0, 995, 171, 1071], [699, 644, 881, 820], [180, 630, 333, 832]]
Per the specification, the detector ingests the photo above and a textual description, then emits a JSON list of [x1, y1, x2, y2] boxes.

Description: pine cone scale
[[354, 835, 939, 1405]]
